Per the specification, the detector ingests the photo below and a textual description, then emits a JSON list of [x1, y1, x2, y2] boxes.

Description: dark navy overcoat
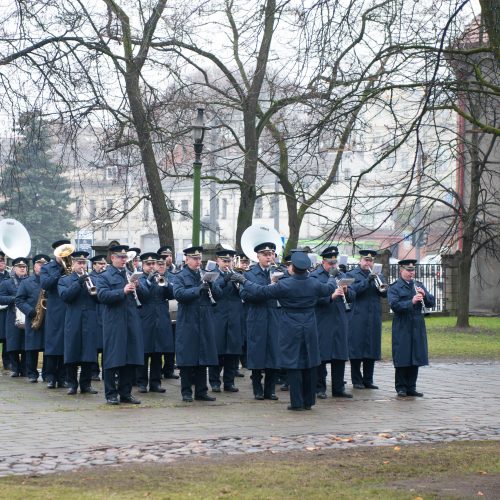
[[387, 278, 435, 367], [241, 273, 337, 369], [212, 270, 243, 355], [58, 272, 98, 364], [16, 274, 45, 351], [138, 275, 175, 353], [346, 266, 387, 360], [90, 270, 104, 351], [0, 276, 27, 352], [40, 260, 67, 356], [310, 265, 355, 361], [96, 266, 145, 370], [172, 266, 221, 367], [239, 266, 281, 369], [0, 270, 10, 342]]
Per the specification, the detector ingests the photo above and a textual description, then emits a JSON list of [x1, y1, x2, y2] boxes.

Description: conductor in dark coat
[[58, 251, 99, 395], [0, 257, 29, 377], [172, 246, 222, 403], [0, 251, 11, 370], [16, 254, 50, 382], [40, 239, 71, 388], [387, 259, 435, 397], [89, 255, 107, 381], [346, 250, 387, 389], [310, 247, 356, 398], [208, 249, 243, 393], [239, 242, 281, 401], [96, 245, 145, 405], [232, 252, 338, 410], [136, 252, 174, 393]]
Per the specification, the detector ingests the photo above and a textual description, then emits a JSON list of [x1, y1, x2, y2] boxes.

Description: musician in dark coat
[[232, 252, 338, 411], [96, 245, 145, 405], [239, 242, 281, 401], [58, 251, 99, 395], [387, 259, 435, 397], [15, 254, 50, 382], [310, 247, 356, 398], [40, 239, 71, 388], [346, 250, 387, 389], [0, 257, 29, 377], [209, 249, 243, 393], [136, 252, 174, 393], [0, 251, 11, 370], [172, 246, 222, 402], [89, 255, 107, 381], [157, 246, 179, 380]]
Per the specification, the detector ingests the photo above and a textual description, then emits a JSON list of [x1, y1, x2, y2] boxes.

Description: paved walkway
[[0, 361, 499, 476]]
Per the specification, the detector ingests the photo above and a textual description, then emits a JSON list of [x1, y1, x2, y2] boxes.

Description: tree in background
[[0, 111, 75, 256]]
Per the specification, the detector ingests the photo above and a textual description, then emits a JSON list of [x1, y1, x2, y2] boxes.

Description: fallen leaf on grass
[[393, 446, 401, 451], [378, 433, 391, 439], [478, 471, 488, 475], [477, 492, 484, 496]]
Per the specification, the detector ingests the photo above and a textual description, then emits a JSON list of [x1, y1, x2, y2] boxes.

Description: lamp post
[[192, 108, 206, 246]]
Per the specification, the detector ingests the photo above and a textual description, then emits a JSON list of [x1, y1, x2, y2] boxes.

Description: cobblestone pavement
[[0, 361, 499, 477]]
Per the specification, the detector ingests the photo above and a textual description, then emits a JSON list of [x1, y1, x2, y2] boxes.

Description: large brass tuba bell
[[54, 243, 75, 275]]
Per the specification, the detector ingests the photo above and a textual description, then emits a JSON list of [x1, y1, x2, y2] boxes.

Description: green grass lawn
[[381, 315, 500, 360], [1, 441, 499, 499]]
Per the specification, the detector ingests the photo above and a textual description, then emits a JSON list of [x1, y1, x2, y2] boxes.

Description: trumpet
[[370, 263, 389, 293], [83, 272, 97, 296], [148, 270, 167, 287]]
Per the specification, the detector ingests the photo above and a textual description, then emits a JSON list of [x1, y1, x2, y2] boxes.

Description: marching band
[[0, 223, 435, 409]]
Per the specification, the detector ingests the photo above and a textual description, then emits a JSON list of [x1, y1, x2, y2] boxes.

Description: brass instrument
[[126, 251, 142, 307], [54, 243, 75, 275], [77, 270, 97, 296], [15, 306, 26, 329], [149, 271, 167, 287], [370, 263, 389, 293], [31, 289, 47, 330], [413, 281, 429, 314]]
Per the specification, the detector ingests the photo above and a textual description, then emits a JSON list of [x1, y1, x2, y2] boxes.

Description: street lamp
[[192, 108, 206, 246]]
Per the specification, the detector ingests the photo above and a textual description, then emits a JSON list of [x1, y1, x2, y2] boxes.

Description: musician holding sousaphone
[[0, 251, 10, 370], [16, 254, 51, 382], [0, 257, 29, 377]]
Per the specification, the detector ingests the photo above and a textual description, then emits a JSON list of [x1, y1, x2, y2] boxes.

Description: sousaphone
[[0, 218, 31, 258], [240, 225, 283, 263]]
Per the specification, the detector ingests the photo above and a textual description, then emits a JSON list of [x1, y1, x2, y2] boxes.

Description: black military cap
[[283, 254, 292, 264], [12, 257, 29, 267], [321, 246, 339, 258], [109, 244, 129, 255], [183, 246, 203, 257], [254, 242, 276, 253], [32, 254, 51, 265], [0, 251, 5, 258], [90, 255, 107, 264], [157, 246, 173, 255], [238, 253, 250, 262], [129, 247, 141, 257], [359, 249, 378, 260], [291, 252, 310, 271], [51, 239, 71, 249], [398, 259, 417, 270], [216, 249, 237, 259], [140, 252, 159, 263], [72, 251, 89, 260]]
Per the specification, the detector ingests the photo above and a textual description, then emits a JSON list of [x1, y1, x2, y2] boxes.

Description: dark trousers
[[180, 366, 208, 398], [91, 351, 102, 378], [137, 353, 162, 389], [395, 366, 419, 393], [350, 358, 375, 386], [104, 365, 135, 400], [1, 339, 9, 369], [209, 354, 238, 388], [162, 352, 176, 376], [288, 368, 317, 409], [239, 340, 247, 368], [66, 362, 92, 390], [45, 355, 66, 385], [317, 360, 346, 394], [25, 350, 40, 380], [251, 368, 277, 397], [9, 350, 26, 376]]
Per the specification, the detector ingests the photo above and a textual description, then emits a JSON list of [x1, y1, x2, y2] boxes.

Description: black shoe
[[137, 385, 148, 393], [287, 405, 305, 411], [264, 394, 279, 401], [149, 386, 166, 393], [304, 405, 312, 410], [195, 394, 216, 402], [211, 386, 221, 393], [120, 395, 141, 404], [353, 383, 365, 389], [316, 392, 327, 399], [397, 390, 407, 397], [67, 387, 77, 395], [223, 385, 239, 392], [332, 391, 353, 398], [91, 375, 101, 381], [57, 381, 69, 389], [182, 395, 193, 402], [280, 383, 289, 391], [106, 396, 119, 405], [407, 390, 423, 397], [81, 387, 98, 394], [10, 372, 19, 378], [28, 378, 38, 383], [163, 372, 180, 380], [364, 383, 379, 389], [235, 370, 245, 377], [47, 381, 56, 389], [254, 394, 265, 400]]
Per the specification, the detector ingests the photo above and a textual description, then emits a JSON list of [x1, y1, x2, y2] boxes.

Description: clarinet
[[413, 281, 428, 314]]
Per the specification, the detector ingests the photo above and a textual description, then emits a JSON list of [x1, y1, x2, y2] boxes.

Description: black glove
[[199, 282, 210, 291], [78, 274, 87, 284], [368, 273, 375, 281], [223, 272, 232, 283], [230, 273, 246, 285], [28, 310, 36, 319]]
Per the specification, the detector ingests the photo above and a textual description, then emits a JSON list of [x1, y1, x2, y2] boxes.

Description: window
[[221, 199, 228, 219], [254, 198, 263, 218], [181, 199, 189, 220], [106, 199, 114, 215], [333, 169, 339, 184], [106, 166, 118, 181], [89, 199, 96, 218], [344, 167, 351, 180], [75, 199, 82, 217], [143, 200, 150, 219]]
